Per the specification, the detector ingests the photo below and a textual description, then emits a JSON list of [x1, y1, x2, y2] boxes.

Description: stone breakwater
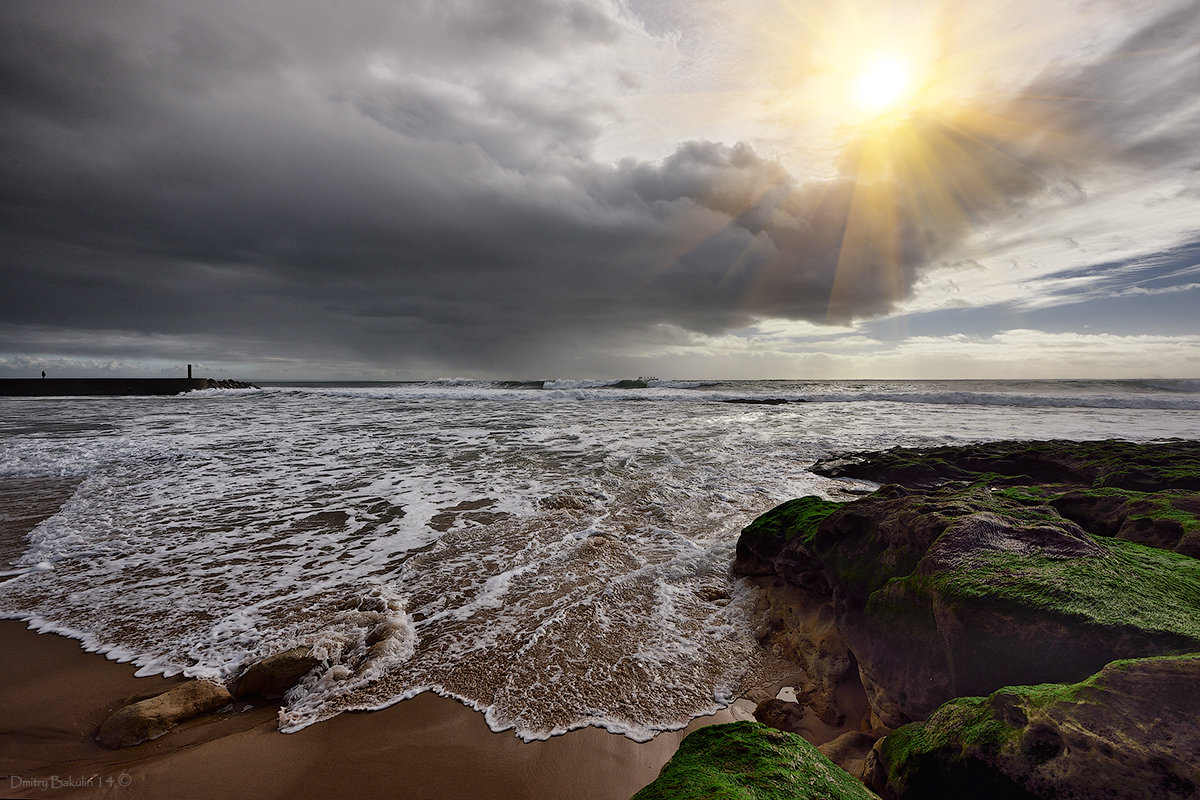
[[636, 439, 1200, 800], [0, 378, 258, 396]]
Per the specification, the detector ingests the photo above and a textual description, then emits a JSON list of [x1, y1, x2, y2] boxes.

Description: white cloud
[[607, 327, 1200, 380]]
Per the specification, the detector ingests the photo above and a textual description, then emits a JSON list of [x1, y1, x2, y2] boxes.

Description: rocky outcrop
[[868, 654, 1200, 799], [734, 496, 843, 590], [811, 441, 1200, 557], [811, 439, 1200, 492], [230, 646, 320, 699], [632, 721, 881, 800], [734, 497, 869, 732], [749, 485, 1200, 728], [710, 439, 1200, 799], [744, 578, 863, 730], [96, 680, 232, 748]]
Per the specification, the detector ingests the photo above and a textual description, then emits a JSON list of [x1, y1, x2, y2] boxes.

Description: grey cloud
[[343, 74, 611, 167], [1, 0, 1195, 376]]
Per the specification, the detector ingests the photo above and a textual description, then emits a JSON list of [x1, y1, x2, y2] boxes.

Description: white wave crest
[[278, 584, 417, 732]]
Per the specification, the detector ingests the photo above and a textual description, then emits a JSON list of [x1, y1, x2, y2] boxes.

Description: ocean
[[2, 378, 1199, 741]]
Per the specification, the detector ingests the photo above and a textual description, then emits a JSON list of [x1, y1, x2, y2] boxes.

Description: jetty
[[0, 367, 257, 397]]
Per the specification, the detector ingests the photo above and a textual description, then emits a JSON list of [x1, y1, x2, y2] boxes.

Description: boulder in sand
[[96, 680, 232, 748], [230, 646, 320, 699]]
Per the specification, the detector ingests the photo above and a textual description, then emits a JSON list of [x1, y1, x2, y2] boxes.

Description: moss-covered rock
[[811, 439, 1200, 558], [835, 487, 1200, 726], [734, 497, 864, 727], [738, 482, 1200, 728], [871, 654, 1200, 800], [1046, 487, 1200, 555], [809, 441, 1200, 557], [734, 496, 844, 589], [632, 721, 881, 800], [720, 441, 1200, 798], [811, 439, 1200, 493]]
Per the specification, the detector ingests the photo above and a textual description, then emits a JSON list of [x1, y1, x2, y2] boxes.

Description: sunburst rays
[[619, 0, 1147, 327]]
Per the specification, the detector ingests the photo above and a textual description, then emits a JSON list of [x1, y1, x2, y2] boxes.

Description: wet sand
[[0, 620, 756, 800], [0, 478, 761, 799]]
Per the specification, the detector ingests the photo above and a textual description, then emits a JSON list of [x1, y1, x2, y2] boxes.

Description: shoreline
[[0, 620, 756, 800]]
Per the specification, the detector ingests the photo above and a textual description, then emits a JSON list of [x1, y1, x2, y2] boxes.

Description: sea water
[[1, 378, 1198, 741]]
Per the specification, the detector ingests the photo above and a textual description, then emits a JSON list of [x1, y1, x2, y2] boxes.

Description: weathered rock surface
[[96, 680, 232, 748], [745, 577, 862, 730], [1048, 487, 1200, 555], [869, 654, 1200, 800], [754, 697, 811, 732], [819, 731, 881, 783], [810, 440, 1200, 557], [230, 646, 320, 698], [735, 498, 867, 731], [631, 721, 881, 800]]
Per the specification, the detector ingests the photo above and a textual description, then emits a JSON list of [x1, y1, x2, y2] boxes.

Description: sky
[[2, 0, 1199, 380]]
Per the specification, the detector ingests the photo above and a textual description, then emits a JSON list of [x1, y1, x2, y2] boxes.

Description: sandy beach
[[0, 619, 757, 800], [0, 474, 761, 799]]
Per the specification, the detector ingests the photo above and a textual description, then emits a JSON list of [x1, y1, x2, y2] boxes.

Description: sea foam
[[1, 380, 1198, 740]]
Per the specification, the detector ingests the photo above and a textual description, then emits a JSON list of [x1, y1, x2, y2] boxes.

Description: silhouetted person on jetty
[[41, 371, 46, 379]]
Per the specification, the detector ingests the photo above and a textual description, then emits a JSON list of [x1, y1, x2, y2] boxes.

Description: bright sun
[[853, 53, 913, 113]]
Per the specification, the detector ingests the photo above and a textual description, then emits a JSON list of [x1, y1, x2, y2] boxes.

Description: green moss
[[878, 677, 1092, 798], [882, 696, 1013, 764], [813, 486, 1081, 608], [1058, 486, 1195, 525], [990, 486, 1058, 504], [906, 536, 1200, 638], [835, 482, 1200, 638], [742, 496, 845, 547], [1127, 494, 1200, 531], [881, 694, 1033, 797], [632, 721, 880, 800]]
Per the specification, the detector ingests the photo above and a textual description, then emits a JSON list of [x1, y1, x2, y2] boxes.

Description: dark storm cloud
[[0, 0, 1195, 375]]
